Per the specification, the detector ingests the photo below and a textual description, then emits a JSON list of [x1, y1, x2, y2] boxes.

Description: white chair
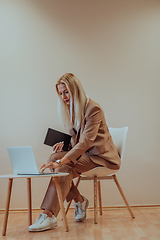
[[66, 127, 135, 223]]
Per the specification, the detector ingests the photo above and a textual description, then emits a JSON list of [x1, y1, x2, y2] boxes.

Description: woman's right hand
[[53, 142, 64, 153]]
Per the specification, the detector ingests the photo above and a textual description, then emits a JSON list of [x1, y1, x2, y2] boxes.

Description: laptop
[[7, 146, 58, 175], [44, 128, 71, 151]]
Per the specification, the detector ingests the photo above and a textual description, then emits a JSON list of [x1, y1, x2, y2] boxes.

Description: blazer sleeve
[[65, 105, 102, 164]]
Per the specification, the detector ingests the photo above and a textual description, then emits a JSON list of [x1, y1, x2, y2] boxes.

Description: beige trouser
[[40, 151, 99, 217]]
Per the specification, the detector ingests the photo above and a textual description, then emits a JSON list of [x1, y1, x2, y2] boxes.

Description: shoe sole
[[29, 222, 58, 232], [75, 199, 89, 222]]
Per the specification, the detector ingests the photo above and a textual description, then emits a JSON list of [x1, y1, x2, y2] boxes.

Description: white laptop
[[7, 146, 57, 175]]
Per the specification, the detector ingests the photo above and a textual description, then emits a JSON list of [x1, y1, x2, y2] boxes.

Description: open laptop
[[7, 146, 58, 175]]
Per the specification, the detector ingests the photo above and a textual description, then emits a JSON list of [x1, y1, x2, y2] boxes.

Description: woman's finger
[[53, 142, 60, 151], [40, 162, 53, 173], [40, 164, 47, 173], [59, 142, 64, 151], [47, 161, 55, 172], [40, 165, 46, 173], [53, 143, 59, 151], [59, 142, 64, 150], [54, 145, 60, 153], [53, 142, 64, 153], [49, 167, 54, 172]]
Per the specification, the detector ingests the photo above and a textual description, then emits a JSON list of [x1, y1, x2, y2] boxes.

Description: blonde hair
[[56, 73, 88, 131]]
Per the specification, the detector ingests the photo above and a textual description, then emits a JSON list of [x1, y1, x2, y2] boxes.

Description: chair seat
[[81, 167, 118, 178], [65, 127, 135, 223]]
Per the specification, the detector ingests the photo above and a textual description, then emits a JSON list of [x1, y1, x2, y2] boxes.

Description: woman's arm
[[40, 101, 103, 171], [65, 105, 102, 163]]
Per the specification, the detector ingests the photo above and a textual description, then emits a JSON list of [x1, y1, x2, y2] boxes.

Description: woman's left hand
[[40, 162, 58, 173], [53, 142, 64, 153]]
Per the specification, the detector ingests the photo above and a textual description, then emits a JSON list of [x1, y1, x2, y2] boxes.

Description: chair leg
[[54, 177, 69, 232], [94, 176, 98, 224], [112, 174, 135, 218], [2, 178, 13, 236], [65, 176, 81, 215], [27, 178, 32, 226], [97, 180, 102, 215]]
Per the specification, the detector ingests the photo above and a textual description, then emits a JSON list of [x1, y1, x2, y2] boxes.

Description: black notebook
[[44, 128, 71, 151]]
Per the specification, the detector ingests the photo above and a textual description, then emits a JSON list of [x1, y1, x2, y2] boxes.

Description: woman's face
[[57, 83, 70, 105]]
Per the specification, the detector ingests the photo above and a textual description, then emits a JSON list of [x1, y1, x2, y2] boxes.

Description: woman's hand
[[53, 142, 64, 153], [40, 156, 70, 173], [40, 162, 58, 173]]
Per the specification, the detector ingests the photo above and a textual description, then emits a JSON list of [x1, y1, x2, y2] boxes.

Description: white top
[[0, 173, 69, 179]]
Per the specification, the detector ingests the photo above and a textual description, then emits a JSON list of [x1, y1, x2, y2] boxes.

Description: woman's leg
[[65, 153, 100, 222], [29, 152, 99, 231], [65, 152, 99, 202], [40, 152, 80, 217], [41, 152, 100, 217], [40, 164, 80, 217]]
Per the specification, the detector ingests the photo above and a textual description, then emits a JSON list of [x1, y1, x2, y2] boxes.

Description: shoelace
[[77, 203, 84, 214], [34, 213, 47, 224], [74, 205, 79, 216], [75, 202, 84, 216]]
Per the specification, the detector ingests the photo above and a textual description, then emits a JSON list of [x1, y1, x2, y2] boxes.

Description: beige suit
[[41, 98, 121, 216], [66, 98, 121, 170]]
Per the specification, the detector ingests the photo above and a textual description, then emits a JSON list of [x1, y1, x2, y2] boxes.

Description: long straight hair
[[55, 73, 88, 131]]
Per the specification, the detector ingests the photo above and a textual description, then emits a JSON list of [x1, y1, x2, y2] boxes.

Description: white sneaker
[[28, 213, 58, 232], [74, 195, 89, 222]]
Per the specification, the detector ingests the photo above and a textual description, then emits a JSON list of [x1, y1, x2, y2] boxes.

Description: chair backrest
[[109, 127, 128, 161]]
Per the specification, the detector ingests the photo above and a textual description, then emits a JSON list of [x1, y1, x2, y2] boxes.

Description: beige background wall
[[0, 0, 160, 210]]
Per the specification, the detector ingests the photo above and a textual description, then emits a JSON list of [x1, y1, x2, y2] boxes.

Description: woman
[[29, 73, 121, 232]]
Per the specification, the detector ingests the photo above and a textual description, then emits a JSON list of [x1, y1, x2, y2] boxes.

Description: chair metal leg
[[97, 180, 102, 215], [112, 174, 135, 218], [65, 176, 81, 215], [94, 176, 98, 224]]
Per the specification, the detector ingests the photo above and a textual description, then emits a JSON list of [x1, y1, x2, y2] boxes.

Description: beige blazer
[[65, 98, 121, 170]]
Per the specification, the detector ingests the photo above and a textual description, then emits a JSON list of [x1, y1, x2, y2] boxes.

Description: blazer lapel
[[69, 128, 76, 142], [69, 127, 81, 144], [75, 126, 81, 144], [74, 99, 89, 143], [75, 117, 86, 143]]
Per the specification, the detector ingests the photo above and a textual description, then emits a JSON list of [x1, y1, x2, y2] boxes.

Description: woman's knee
[[48, 151, 68, 163], [55, 164, 72, 173]]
